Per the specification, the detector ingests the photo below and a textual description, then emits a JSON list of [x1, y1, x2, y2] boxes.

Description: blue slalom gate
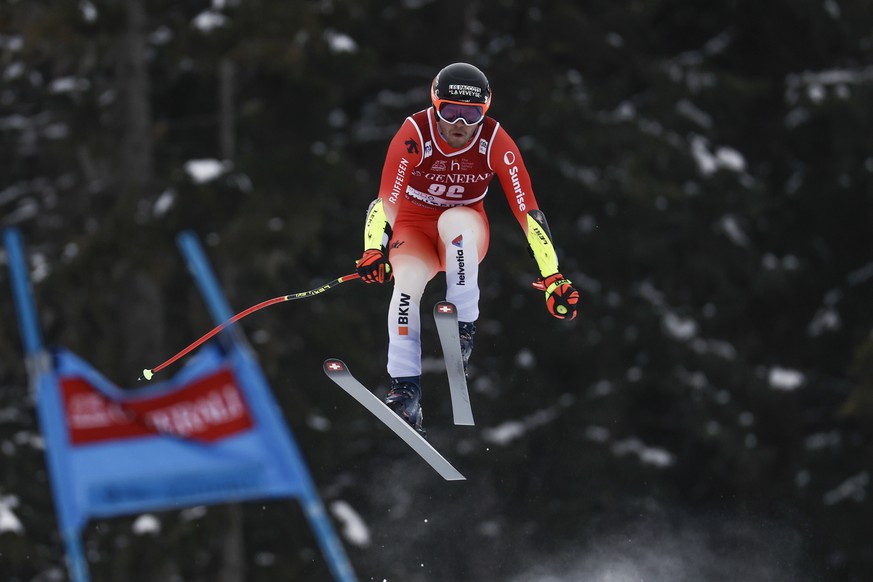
[[3, 227, 357, 582]]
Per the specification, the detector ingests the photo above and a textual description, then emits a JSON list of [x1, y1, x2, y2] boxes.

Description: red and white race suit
[[374, 107, 542, 378]]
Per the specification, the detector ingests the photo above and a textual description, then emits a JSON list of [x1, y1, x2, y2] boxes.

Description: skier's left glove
[[533, 272, 579, 320], [356, 248, 392, 284]]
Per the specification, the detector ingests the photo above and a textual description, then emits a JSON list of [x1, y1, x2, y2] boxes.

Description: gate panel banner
[[45, 347, 306, 530]]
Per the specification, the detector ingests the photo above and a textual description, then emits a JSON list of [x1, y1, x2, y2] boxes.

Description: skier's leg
[[384, 223, 439, 434], [437, 206, 489, 322], [386, 227, 440, 378], [438, 207, 489, 373]]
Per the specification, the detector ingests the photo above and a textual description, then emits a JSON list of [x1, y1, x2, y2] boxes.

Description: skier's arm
[[356, 198, 392, 283], [490, 127, 580, 320], [526, 210, 580, 320], [357, 118, 423, 284]]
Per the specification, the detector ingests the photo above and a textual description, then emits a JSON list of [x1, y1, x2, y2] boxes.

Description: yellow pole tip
[[142, 369, 154, 381]]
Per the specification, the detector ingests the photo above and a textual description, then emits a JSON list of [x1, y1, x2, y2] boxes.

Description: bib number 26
[[428, 184, 465, 199]]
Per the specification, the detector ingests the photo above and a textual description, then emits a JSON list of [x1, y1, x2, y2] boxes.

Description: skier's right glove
[[533, 272, 579, 320], [356, 249, 392, 284]]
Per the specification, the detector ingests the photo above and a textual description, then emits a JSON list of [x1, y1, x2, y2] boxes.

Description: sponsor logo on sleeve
[[503, 151, 526, 212], [389, 157, 410, 205]]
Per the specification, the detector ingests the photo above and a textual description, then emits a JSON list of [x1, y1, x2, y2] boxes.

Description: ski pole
[[140, 272, 361, 381]]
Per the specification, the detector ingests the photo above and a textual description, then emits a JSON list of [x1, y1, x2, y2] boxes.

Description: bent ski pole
[[140, 272, 360, 381]]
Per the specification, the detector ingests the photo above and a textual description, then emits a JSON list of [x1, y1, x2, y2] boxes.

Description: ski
[[323, 359, 465, 481], [433, 302, 475, 426]]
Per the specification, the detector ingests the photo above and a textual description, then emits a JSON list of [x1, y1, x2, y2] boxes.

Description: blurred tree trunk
[[112, 0, 162, 380], [217, 504, 245, 582], [219, 58, 237, 160], [217, 59, 245, 582], [117, 268, 165, 381], [117, 0, 153, 208]]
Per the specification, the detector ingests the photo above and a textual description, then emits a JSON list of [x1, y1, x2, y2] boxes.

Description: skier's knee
[[438, 207, 484, 243], [391, 255, 433, 296]]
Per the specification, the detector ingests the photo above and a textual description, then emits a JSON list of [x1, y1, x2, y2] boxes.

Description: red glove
[[532, 272, 579, 320], [356, 249, 392, 284]]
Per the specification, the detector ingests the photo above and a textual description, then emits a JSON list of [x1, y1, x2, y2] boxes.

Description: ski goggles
[[435, 102, 485, 126]]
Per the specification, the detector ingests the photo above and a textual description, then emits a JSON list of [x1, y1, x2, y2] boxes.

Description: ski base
[[323, 359, 465, 481], [433, 302, 475, 426]]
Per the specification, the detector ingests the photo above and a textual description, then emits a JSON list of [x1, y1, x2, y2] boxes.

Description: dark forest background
[[1, 1, 872, 581]]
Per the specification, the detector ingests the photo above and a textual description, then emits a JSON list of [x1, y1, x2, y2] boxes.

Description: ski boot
[[385, 376, 426, 437], [458, 321, 476, 376]]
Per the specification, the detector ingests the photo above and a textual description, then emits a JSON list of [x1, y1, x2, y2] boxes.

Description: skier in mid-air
[[355, 62, 579, 435]]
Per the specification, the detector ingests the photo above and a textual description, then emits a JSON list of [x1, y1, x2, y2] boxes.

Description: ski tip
[[323, 358, 347, 374], [139, 368, 154, 381], [434, 301, 456, 315]]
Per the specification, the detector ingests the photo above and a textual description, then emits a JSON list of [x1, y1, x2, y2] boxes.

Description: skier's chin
[[446, 132, 472, 148]]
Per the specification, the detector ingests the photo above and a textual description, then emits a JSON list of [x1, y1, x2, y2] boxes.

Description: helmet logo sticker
[[448, 84, 483, 99]]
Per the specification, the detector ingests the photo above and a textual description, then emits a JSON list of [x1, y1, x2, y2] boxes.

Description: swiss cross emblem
[[326, 361, 345, 372], [438, 304, 455, 314]]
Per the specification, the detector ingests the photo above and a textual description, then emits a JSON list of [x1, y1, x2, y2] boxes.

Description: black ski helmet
[[431, 62, 492, 114]]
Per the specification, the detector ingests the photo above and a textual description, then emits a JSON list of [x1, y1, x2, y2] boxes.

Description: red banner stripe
[[61, 368, 254, 445]]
